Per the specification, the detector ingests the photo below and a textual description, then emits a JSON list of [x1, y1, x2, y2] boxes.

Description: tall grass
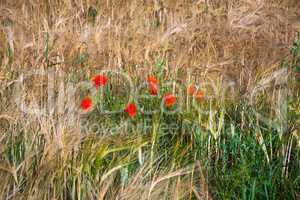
[[0, 0, 299, 199]]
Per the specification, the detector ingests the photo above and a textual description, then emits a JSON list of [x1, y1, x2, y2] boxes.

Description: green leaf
[[290, 32, 300, 56]]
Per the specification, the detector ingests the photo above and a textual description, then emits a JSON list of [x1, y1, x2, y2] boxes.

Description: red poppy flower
[[187, 84, 197, 96], [92, 75, 108, 88], [148, 82, 158, 95], [124, 103, 137, 118], [80, 97, 93, 110], [194, 90, 205, 101], [164, 93, 176, 107], [147, 75, 158, 95], [147, 75, 158, 85]]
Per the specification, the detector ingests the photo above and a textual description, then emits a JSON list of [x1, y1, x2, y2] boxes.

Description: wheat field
[[0, 0, 299, 199]]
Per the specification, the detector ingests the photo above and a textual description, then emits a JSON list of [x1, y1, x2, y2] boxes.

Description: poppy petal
[[164, 93, 176, 107], [125, 103, 137, 118], [92, 75, 108, 88], [81, 97, 93, 110]]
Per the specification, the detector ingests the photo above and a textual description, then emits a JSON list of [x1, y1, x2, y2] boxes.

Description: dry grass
[[0, 0, 299, 199], [0, 0, 298, 115], [0, 1, 298, 72]]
